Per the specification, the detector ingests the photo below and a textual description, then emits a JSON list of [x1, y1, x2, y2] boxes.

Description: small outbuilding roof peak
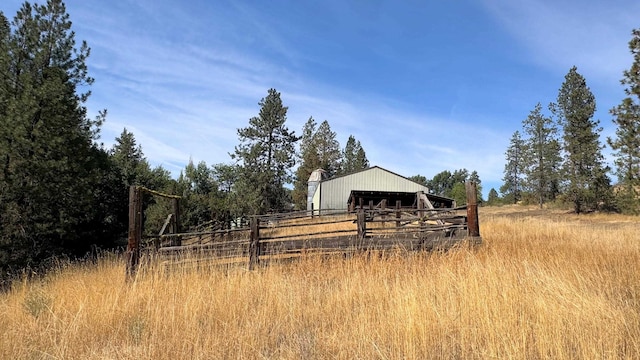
[[308, 168, 327, 182]]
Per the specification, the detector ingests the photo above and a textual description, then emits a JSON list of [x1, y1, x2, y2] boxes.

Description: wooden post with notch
[[466, 181, 480, 238], [248, 217, 260, 270], [126, 186, 142, 281]]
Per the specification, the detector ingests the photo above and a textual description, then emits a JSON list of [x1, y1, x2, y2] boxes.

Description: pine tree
[[0, 0, 111, 272], [314, 120, 341, 177], [501, 131, 526, 204], [111, 128, 146, 187], [292, 117, 341, 210], [355, 142, 369, 170], [211, 163, 241, 228], [553, 66, 611, 213], [608, 29, 640, 214], [521, 103, 562, 208], [292, 117, 317, 210], [339, 135, 369, 174], [487, 188, 501, 206], [232, 89, 299, 214]]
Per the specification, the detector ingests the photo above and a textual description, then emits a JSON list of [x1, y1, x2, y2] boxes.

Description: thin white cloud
[[482, 0, 639, 83]]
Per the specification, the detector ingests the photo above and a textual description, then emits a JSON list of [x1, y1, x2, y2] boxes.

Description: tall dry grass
[[1, 206, 639, 359]]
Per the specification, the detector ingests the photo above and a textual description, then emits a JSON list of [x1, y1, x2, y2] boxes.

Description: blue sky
[[3, 0, 640, 197]]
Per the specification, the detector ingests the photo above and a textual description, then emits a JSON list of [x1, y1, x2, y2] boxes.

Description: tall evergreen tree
[[292, 118, 341, 210], [355, 143, 369, 170], [521, 103, 562, 208], [553, 66, 611, 213], [109, 128, 175, 236], [232, 89, 299, 214], [211, 163, 241, 228], [314, 120, 341, 176], [608, 29, 640, 214], [0, 0, 111, 273], [339, 135, 369, 174], [487, 188, 501, 206], [111, 128, 146, 187], [500, 131, 526, 204], [297, 118, 318, 207]]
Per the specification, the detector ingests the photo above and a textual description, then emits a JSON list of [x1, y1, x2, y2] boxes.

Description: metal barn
[[308, 166, 452, 211]]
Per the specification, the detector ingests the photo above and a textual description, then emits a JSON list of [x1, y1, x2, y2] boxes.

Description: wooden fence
[[125, 182, 482, 279]]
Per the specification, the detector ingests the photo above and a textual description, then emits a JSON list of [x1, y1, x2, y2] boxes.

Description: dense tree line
[[498, 66, 611, 212], [0, 0, 117, 279], [496, 29, 640, 214], [409, 169, 483, 206]]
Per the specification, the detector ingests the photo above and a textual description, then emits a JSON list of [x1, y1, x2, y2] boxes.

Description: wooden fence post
[[357, 210, 366, 243], [172, 198, 181, 246], [126, 186, 142, 281], [418, 195, 426, 238], [395, 200, 401, 228], [249, 217, 260, 270], [466, 181, 480, 237]]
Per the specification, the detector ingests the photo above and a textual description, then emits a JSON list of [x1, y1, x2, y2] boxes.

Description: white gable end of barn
[[309, 166, 430, 211]]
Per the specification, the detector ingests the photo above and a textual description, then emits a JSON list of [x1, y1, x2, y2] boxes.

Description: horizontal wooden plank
[[259, 217, 355, 229], [144, 227, 249, 239], [260, 228, 356, 241], [158, 241, 249, 253]]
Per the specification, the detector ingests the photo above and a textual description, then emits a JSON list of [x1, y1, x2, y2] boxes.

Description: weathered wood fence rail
[[126, 182, 482, 278]]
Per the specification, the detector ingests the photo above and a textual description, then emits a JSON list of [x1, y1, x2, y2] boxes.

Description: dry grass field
[[1, 205, 639, 359]]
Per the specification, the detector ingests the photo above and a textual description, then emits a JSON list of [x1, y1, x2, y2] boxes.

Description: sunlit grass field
[[1, 206, 639, 359]]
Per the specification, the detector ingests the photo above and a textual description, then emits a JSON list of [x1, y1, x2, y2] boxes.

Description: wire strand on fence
[[137, 186, 182, 199]]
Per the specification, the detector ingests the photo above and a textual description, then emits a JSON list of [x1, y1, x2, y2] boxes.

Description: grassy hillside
[[1, 206, 639, 359]]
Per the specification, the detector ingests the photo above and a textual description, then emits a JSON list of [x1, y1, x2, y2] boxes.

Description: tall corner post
[[126, 185, 142, 281], [465, 181, 480, 238], [248, 217, 260, 270]]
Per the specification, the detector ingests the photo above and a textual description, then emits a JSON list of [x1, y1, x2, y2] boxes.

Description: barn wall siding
[[311, 167, 429, 211]]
